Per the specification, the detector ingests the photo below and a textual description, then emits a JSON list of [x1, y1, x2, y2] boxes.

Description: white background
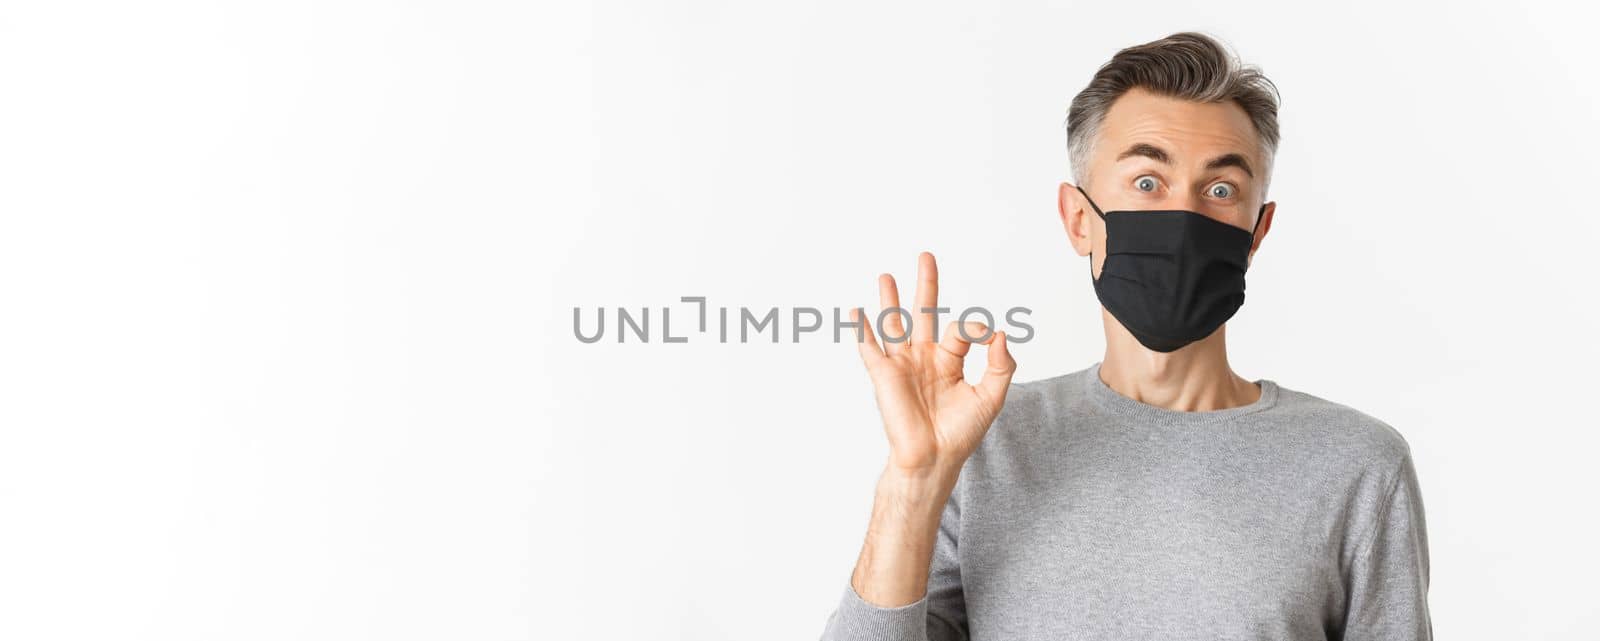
[[1, 1, 1596, 639]]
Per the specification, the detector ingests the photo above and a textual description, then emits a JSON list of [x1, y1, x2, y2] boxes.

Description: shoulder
[[989, 366, 1093, 435], [961, 366, 1093, 470], [1268, 386, 1430, 571], [1268, 382, 1414, 472]]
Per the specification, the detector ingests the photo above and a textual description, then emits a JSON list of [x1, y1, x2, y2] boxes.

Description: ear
[[1248, 200, 1275, 264], [1058, 182, 1093, 257]]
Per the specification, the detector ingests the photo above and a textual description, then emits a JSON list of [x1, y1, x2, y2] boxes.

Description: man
[[820, 32, 1430, 640]]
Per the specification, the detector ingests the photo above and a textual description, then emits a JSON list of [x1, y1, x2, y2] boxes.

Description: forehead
[[1096, 87, 1261, 165]]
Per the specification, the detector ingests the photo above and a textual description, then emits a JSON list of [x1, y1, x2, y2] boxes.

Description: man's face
[[1061, 87, 1274, 278]]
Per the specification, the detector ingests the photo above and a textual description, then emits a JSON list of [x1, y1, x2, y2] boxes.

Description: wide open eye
[[1208, 182, 1236, 198], [1134, 175, 1158, 192]]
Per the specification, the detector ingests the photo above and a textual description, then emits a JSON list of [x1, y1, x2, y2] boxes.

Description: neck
[[1098, 308, 1260, 412]]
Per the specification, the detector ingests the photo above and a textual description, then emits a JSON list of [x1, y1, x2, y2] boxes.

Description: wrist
[[876, 464, 959, 511]]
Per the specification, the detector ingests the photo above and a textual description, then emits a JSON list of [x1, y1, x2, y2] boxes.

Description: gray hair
[[1066, 32, 1281, 192]]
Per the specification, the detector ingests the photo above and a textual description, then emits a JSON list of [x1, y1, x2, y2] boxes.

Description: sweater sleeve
[[1341, 452, 1432, 640], [819, 483, 968, 641]]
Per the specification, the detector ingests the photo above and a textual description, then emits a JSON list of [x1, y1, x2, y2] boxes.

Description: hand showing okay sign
[[850, 252, 1018, 478]]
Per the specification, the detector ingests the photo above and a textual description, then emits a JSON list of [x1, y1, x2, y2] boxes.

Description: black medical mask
[[1075, 184, 1266, 353]]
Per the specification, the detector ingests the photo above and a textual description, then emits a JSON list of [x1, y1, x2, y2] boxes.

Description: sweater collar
[[1082, 361, 1280, 425]]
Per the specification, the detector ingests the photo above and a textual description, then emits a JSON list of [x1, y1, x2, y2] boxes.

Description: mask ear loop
[[1074, 185, 1108, 281], [1241, 203, 1267, 273], [1074, 184, 1108, 220]]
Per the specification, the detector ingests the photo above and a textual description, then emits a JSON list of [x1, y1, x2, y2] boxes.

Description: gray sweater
[[821, 362, 1430, 641]]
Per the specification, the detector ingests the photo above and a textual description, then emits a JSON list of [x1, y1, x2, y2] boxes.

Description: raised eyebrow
[[1205, 153, 1255, 178], [1116, 143, 1170, 165]]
